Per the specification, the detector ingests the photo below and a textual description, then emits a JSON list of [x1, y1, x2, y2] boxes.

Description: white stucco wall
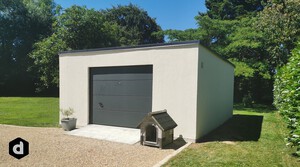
[[59, 43, 234, 141], [59, 44, 199, 140], [196, 45, 234, 139]]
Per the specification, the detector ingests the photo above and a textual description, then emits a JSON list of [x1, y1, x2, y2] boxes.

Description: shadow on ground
[[198, 114, 264, 142], [234, 104, 276, 113], [164, 137, 187, 150]]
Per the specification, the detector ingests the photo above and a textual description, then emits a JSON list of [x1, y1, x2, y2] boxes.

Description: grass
[[0, 98, 299, 165], [164, 104, 299, 167], [0, 97, 59, 127]]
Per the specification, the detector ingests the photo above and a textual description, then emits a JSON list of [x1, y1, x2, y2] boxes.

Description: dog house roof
[[137, 110, 177, 131]]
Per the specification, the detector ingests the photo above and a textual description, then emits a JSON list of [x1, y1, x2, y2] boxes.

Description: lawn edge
[[153, 142, 192, 167], [0, 124, 60, 129]]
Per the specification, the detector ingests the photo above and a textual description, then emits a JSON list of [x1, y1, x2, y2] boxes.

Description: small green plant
[[60, 107, 75, 119], [242, 93, 253, 107]]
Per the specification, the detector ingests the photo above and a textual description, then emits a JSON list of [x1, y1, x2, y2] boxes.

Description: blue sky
[[54, 0, 207, 30]]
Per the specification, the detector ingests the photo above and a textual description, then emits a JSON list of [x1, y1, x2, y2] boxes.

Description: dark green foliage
[[0, 0, 56, 96], [257, 0, 300, 68], [242, 93, 253, 107], [274, 41, 300, 156], [30, 6, 120, 90], [163, 29, 201, 42], [56, 6, 120, 50], [29, 34, 67, 90], [223, 17, 273, 104], [204, 0, 266, 20], [104, 4, 164, 45], [196, 15, 239, 54]]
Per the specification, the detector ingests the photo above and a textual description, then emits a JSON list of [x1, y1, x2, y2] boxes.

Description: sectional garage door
[[89, 65, 153, 128]]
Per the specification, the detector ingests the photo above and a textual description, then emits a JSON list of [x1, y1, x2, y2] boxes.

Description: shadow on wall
[[198, 114, 264, 142]]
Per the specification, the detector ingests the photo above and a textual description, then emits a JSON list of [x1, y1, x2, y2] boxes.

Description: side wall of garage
[[196, 45, 234, 139], [59, 44, 199, 140]]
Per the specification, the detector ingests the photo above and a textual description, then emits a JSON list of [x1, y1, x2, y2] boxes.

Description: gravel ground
[[0, 125, 179, 167]]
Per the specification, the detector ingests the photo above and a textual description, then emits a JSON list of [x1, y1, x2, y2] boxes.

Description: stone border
[[153, 142, 192, 167]]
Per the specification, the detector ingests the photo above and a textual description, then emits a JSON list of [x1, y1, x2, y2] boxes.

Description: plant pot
[[61, 118, 77, 131]]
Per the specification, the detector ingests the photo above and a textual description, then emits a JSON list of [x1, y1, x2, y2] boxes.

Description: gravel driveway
[[0, 125, 182, 167]]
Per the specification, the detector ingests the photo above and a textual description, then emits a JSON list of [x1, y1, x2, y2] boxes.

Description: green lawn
[[164, 105, 299, 166], [0, 97, 59, 127], [0, 98, 299, 165]]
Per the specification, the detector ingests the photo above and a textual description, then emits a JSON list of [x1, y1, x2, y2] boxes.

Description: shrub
[[242, 93, 254, 107], [274, 41, 300, 156], [60, 108, 75, 119]]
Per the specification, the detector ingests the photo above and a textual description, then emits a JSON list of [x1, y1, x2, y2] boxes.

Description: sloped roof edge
[[137, 109, 178, 131], [59, 40, 234, 67], [59, 40, 200, 54]]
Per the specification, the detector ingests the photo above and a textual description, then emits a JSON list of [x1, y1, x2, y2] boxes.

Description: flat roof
[[60, 40, 200, 54], [59, 40, 234, 67]]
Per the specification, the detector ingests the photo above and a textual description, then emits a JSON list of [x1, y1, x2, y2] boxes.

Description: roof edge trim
[[59, 40, 234, 67], [59, 40, 200, 55]]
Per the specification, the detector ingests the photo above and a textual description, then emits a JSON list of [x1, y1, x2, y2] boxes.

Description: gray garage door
[[90, 65, 152, 128]]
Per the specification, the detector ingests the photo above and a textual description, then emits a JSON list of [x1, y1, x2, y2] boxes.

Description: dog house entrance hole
[[145, 125, 156, 142]]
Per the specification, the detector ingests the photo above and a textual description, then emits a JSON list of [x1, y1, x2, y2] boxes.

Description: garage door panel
[[92, 80, 152, 96], [93, 73, 152, 81], [92, 96, 152, 112], [92, 110, 147, 128], [91, 66, 152, 75]]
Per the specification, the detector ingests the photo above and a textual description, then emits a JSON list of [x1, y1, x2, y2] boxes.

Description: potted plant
[[60, 107, 77, 131]]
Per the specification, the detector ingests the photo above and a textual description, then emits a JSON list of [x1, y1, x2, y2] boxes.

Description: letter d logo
[[9, 137, 29, 159], [13, 141, 24, 154]]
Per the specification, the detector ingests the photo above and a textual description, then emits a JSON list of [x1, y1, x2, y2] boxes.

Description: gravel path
[[0, 125, 177, 167]]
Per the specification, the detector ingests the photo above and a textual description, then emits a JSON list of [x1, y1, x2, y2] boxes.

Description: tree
[[220, 17, 272, 104], [0, 0, 56, 96], [163, 29, 201, 42], [29, 34, 67, 91], [223, 17, 271, 78], [257, 0, 300, 68], [104, 4, 164, 45], [30, 6, 120, 90], [205, 0, 266, 20], [55, 6, 120, 50]]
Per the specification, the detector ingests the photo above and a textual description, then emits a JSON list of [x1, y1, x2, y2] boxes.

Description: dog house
[[59, 41, 234, 142], [138, 109, 177, 148]]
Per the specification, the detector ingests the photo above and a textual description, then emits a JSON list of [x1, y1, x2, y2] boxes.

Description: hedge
[[274, 41, 300, 156]]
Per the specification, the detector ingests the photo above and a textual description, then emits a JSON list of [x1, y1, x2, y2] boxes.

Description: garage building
[[59, 41, 234, 141]]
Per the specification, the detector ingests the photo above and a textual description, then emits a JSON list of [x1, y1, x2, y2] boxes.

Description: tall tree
[[104, 4, 164, 45], [257, 0, 300, 68], [0, 0, 55, 96], [55, 6, 120, 50], [30, 6, 120, 90], [205, 0, 266, 20]]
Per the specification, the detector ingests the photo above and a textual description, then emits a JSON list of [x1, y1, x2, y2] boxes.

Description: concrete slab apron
[[66, 124, 140, 144]]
